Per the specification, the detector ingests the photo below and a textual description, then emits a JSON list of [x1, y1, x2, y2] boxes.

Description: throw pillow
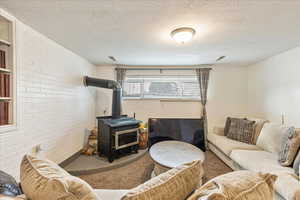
[[0, 171, 22, 197], [256, 123, 292, 153], [278, 128, 300, 166], [122, 160, 203, 200], [187, 171, 277, 200], [247, 118, 269, 144], [293, 150, 300, 176], [224, 117, 231, 136], [20, 154, 100, 200], [226, 118, 256, 144]]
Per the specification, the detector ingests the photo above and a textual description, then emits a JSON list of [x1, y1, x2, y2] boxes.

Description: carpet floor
[[78, 151, 232, 190]]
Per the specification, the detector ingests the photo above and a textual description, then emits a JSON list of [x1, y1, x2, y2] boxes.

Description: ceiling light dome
[[171, 27, 196, 44]]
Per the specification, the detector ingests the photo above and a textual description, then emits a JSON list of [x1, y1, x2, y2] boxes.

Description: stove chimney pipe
[[84, 76, 122, 118]]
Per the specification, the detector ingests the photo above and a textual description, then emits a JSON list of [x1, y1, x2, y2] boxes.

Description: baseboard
[[59, 150, 82, 168]]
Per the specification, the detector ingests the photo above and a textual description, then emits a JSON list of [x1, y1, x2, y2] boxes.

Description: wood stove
[[97, 116, 141, 162], [84, 76, 141, 162]]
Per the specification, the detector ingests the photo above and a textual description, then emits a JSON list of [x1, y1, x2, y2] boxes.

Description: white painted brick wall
[[0, 14, 96, 179]]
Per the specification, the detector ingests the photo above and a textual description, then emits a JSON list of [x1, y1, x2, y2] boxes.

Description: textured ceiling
[[1, 0, 300, 66]]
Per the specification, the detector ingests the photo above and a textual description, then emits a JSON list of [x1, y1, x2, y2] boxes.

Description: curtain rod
[[114, 67, 212, 71]]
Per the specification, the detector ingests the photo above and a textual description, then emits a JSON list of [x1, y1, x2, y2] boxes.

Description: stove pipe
[[84, 76, 122, 118]]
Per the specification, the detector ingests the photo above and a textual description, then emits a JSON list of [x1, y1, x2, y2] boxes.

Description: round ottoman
[[149, 140, 205, 177]]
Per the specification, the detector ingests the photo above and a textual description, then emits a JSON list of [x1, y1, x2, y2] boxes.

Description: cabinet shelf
[[0, 97, 12, 101], [0, 39, 11, 46], [0, 67, 11, 73]]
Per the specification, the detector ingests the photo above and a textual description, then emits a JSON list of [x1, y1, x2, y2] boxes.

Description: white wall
[[247, 46, 300, 127], [95, 65, 248, 130], [0, 10, 96, 178]]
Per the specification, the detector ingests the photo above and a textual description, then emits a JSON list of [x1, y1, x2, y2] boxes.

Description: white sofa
[[208, 122, 300, 200], [94, 189, 129, 200]]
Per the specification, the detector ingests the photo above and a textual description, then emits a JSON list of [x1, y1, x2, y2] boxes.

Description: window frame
[[0, 9, 18, 133], [122, 74, 201, 101]]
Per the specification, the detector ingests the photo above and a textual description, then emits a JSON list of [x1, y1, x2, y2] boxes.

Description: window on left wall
[[0, 10, 16, 131]]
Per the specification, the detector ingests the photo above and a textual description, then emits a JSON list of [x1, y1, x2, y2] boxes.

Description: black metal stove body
[[84, 76, 141, 162], [97, 116, 141, 162]]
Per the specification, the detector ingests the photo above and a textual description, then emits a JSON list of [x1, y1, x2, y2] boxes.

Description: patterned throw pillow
[[226, 118, 256, 144], [187, 171, 277, 200], [224, 117, 231, 136], [278, 128, 300, 166]]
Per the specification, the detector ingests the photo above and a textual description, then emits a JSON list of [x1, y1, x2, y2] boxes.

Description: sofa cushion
[[256, 123, 293, 153], [247, 118, 269, 144], [121, 160, 203, 200], [278, 128, 300, 166], [208, 133, 261, 156], [187, 171, 277, 200], [230, 150, 300, 200], [230, 150, 294, 174], [20, 155, 99, 200], [227, 118, 256, 144], [94, 190, 128, 200]]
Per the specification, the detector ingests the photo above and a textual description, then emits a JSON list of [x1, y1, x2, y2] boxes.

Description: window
[[123, 75, 200, 100], [0, 11, 16, 131]]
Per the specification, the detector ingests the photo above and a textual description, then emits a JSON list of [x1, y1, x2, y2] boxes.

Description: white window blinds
[[122, 71, 200, 99]]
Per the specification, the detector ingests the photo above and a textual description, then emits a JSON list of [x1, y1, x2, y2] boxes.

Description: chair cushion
[[20, 155, 99, 200], [227, 118, 256, 144], [256, 123, 292, 153], [121, 160, 203, 200], [279, 128, 300, 166], [94, 190, 128, 200], [187, 171, 277, 200], [208, 133, 261, 156]]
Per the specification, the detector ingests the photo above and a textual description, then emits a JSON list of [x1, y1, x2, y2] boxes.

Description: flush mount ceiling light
[[171, 27, 196, 44]]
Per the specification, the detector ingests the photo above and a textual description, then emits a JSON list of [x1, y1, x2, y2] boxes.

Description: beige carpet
[[78, 151, 232, 190]]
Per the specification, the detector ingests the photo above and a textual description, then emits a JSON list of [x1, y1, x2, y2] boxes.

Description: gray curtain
[[116, 67, 127, 88], [196, 68, 212, 149]]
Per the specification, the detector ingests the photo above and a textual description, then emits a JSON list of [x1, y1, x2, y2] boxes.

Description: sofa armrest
[[213, 126, 225, 136]]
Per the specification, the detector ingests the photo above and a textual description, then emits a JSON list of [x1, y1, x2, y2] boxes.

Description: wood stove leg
[[108, 153, 114, 163], [108, 150, 115, 163], [133, 145, 138, 153]]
